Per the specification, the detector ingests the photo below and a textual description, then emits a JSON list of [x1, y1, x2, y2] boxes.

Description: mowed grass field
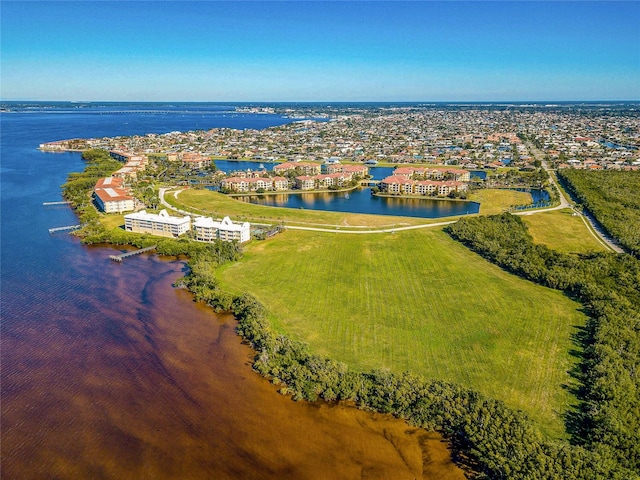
[[217, 227, 586, 439], [468, 188, 533, 215], [521, 208, 610, 254]]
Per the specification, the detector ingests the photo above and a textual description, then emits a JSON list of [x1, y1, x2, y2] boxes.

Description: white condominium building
[[124, 209, 191, 238], [193, 216, 250, 243]]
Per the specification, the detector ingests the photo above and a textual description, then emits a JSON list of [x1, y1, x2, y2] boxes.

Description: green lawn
[[218, 227, 586, 439], [522, 208, 610, 254], [468, 189, 532, 215]]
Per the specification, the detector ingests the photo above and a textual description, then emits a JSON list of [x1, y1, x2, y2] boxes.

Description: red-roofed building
[[221, 177, 250, 192], [445, 168, 471, 182], [272, 176, 289, 191], [381, 176, 414, 194], [181, 153, 211, 169], [273, 162, 321, 175], [93, 179, 135, 213], [95, 176, 124, 189], [295, 176, 316, 190], [221, 176, 290, 192], [393, 167, 415, 178]]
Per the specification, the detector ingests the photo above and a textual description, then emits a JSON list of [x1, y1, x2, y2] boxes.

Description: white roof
[[125, 209, 190, 225], [193, 216, 249, 232]]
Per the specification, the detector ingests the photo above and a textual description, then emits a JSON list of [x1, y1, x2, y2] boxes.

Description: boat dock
[[109, 245, 157, 262], [48, 224, 81, 234], [43, 201, 72, 206]]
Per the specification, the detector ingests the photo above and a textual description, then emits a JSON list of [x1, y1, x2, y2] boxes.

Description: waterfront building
[[445, 168, 471, 182], [342, 165, 368, 176], [93, 186, 135, 213], [95, 176, 125, 189], [380, 176, 414, 194], [323, 163, 343, 174], [295, 176, 316, 190], [315, 174, 335, 189], [324, 164, 369, 176], [124, 209, 191, 238], [108, 151, 149, 181], [272, 176, 289, 191], [221, 176, 290, 192], [193, 216, 250, 243], [109, 150, 148, 164], [39, 140, 68, 151], [416, 180, 467, 196], [273, 161, 321, 175], [327, 172, 349, 186], [113, 166, 138, 180], [180, 152, 212, 169], [221, 177, 250, 192], [380, 176, 467, 196], [93, 177, 135, 213], [393, 167, 415, 178]]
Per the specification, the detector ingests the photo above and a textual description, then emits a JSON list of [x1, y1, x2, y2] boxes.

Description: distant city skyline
[[1, 1, 638, 102]]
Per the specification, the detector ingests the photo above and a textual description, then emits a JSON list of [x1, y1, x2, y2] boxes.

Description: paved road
[[159, 187, 199, 217], [525, 142, 624, 253]]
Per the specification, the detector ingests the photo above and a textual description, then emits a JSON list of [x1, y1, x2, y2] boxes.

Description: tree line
[[446, 213, 640, 476], [558, 169, 640, 257]]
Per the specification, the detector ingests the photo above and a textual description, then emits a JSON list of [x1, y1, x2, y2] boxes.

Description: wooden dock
[[43, 201, 72, 206], [48, 224, 81, 234], [109, 245, 157, 262]]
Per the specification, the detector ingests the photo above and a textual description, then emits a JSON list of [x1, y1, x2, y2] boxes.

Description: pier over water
[[109, 245, 157, 262]]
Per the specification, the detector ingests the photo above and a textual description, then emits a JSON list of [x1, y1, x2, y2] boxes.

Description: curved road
[[525, 142, 624, 253]]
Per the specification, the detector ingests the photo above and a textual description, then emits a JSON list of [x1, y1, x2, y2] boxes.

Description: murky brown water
[[2, 250, 464, 479]]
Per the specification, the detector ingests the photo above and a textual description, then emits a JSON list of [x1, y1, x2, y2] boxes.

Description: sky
[[1, 1, 639, 102]]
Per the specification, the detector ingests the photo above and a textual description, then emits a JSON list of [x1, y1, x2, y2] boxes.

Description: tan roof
[[94, 187, 133, 202]]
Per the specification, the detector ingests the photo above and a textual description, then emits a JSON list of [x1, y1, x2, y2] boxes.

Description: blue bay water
[[1, 103, 463, 478], [1, 104, 298, 308]]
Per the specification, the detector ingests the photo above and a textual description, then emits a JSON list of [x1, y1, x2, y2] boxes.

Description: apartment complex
[[124, 209, 191, 238], [380, 176, 467, 196], [193, 216, 250, 243], [273, 161, 321, 175], [93, 176, 135, 213], [109, 150, 149, 181], [221, 176, 289, 192]]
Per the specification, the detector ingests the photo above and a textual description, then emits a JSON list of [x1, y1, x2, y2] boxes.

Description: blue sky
[[1, 1, 638, 101]]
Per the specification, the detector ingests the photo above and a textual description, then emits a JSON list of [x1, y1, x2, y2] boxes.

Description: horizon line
[[3, 99, 640, 104]]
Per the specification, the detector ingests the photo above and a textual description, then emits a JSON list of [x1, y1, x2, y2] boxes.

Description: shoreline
[[371, 191, 476, 203], [225, 184, 359, 197]]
